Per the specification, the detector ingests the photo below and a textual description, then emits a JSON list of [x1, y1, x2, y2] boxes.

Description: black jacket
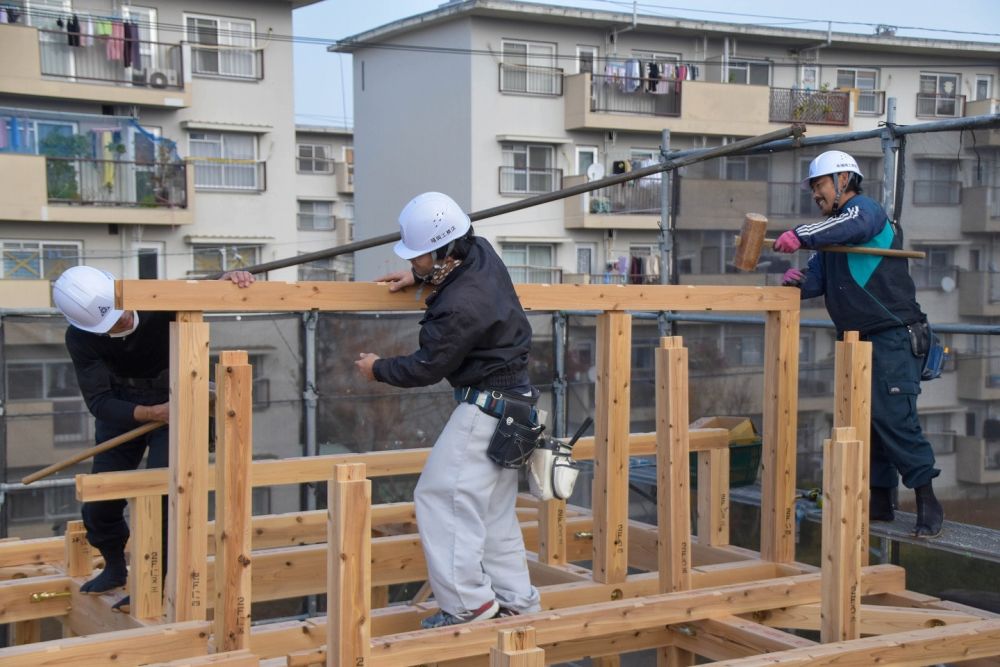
[[65, 311, 173, 427], [373, 237, 531, 390]]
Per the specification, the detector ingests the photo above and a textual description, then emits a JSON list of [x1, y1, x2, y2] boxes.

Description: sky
[[291, 0, 1000, 128]]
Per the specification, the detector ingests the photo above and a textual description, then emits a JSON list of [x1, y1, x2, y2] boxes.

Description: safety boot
[[869, 487, 895, 522], [80, 547, 127, 594], [913, 482, 944, 538]]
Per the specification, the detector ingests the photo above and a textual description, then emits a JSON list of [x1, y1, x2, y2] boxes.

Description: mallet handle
[[22, 421, 165, 485], [737, 236, 926, 260]]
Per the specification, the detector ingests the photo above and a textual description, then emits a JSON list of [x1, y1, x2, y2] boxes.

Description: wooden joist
[[670, 616, 816, 661], [749, 602, 984, 634], [129, 495, 163, 620], [0, 574, 71, 624]]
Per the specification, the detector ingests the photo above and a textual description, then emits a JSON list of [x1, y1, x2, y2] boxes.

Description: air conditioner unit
[[148, 70, 169, 89], [165, 70, 180, 87]]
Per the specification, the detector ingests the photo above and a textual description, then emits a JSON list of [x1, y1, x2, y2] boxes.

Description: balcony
[[956, 436, 1000, 485], [563, 174, 658, 230], [956, 353, 1000, 400], [968, 99, 1000, 145], [590, 73, 681, 117], [959, 271, 1000, 317], [961, 186, 1000, 233], [0, 152, 193, 225], [335, 161, 354, 194], [675, 178, 768, 230], [0, 23, 191, 108], [769, 88, 850, 126], [916, 93, 965, 118], [498, 63, 563, 96]]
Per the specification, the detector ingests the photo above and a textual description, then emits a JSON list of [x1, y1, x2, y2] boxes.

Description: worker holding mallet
[[772, 149, 943, 538]]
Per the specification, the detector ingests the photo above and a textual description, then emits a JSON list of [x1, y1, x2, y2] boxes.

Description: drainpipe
[[609, 1, 637, 56], [552, 312, 567, 439]]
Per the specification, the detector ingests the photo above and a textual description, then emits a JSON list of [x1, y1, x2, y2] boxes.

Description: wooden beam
[[593, 311, 631, 584], [0, 537, 63, 568], [709, 618, 1000, 666], [129, 495, 163, 620], [145, 650, 260, 666], [697, 448, 730, 546], [11, 619, 41, 646], [116, 281, 801, 314], [670, 616, 816, 661], [748, 602, 983, 634], [327, 463, 371, 667], [833, 331, 872, 566], [0, 575, 71, 623], [490, 627, 544, 667], [64, 579, 148, 636], [166, 312, 210, 622], [820, 427, 863, 643], [63, 520, 92, 578], [0, 620, 211, 667], [214, 351, 254, 652], [760, 310, 799, 563], [537, 499, 566, 565]]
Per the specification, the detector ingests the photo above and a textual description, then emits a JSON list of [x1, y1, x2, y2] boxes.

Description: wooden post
[[490, 627, 545, 667], [761, 309, 800, 563], [834, 331, 872, 566], [538, 499, 567, 565], [214, 351, 254, 652], [327, 463, 371, 667], [697, 448, 730, 547], [11, 620, 40, 645], [593, 311, 631, 585], [821, 426, 864, 643], [166, 312, 210, 622], [64, 520, 92, 577], [129, 495, 162, 620], [657, 337, 693, 667]]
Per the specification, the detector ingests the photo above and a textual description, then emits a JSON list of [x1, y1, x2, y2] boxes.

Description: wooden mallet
[[732, 213, 925, 272]]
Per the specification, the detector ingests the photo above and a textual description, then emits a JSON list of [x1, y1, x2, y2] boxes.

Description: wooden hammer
[[732, 213, 925, 272]]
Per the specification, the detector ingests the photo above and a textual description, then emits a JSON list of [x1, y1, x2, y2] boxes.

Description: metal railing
[[45, 157, 187, 207], [191, 159, 266, 192], [916, 93, 966, 118], [498, 166, 562, 195], [586, 179, 663, 215], [505, 265, 563, 284], [37, 29, 184, 89], [565, 272, 662, 285], [191, 45, 264, 80], [912, 180, 961, 206], [856, 90, 886, 115], [769, 88, 850, 125], [590, 74, 681, 116], [498, 63, 562, 96]]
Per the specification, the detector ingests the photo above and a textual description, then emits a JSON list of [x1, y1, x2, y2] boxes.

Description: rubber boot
[[869, 486, 895, 522], [913, 482, 943, 539], [80, 547, 128, 594]]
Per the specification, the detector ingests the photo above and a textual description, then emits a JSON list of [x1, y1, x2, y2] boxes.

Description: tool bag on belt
[[528, 417, 592, 502]]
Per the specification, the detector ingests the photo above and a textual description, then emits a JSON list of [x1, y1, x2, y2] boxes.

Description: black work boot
[[869, 487, 895, 522], [80, 547, 128, 594], [913, 482, 944, 538]]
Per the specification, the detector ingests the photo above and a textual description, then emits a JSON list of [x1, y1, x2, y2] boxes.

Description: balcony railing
[[505, 265, 562, 284], [566, 272, 662, 285], [769, 88, 850, 125], [912, 180, 961, 206], [498, 63, 562, 96], [45, 157, 187, 207], [916, 93, 965, 118], [855, 90, 886, 115], [191, 45, 263, 80], [38, 29, 184, 89], [767, 180, 882, 217], [191, 158, 266, 192], [498, 166, 562, 195], [587, 179, 663, 215], [590, 74, 681, 116], [911, 264, 959, 291]]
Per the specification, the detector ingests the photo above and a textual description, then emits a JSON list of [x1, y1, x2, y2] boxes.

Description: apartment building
[[0, 0, 322, 536], [334, 0, 1000, 494]]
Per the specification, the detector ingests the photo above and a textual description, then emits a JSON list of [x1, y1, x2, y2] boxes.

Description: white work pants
[[414, 402, 541, 616]]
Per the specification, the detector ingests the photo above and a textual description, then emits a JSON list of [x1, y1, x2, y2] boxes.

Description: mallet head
[[733, 213, 768, 272]]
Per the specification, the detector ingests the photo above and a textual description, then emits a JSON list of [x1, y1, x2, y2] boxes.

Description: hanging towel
[[129, 22, 141, 68], [0, 8, 8, 24], [67, 15, 81, 47], [82, 17, 94, 47], [107, 21, 124, 61], [625, 59, 641, 93], [101, 131, 115, 188]]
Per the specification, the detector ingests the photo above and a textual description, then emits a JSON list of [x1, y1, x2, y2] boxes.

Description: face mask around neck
[[108, 311, 140, 338]]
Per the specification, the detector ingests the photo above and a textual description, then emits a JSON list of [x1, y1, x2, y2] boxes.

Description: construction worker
[[774, 149, 943, 538], [355, 192, 542, 628], [52, 266, 254, 599]]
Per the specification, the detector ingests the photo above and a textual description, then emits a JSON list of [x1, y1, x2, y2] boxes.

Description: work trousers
[[414, 402, 541, 616], [866, 326, 940, 490]]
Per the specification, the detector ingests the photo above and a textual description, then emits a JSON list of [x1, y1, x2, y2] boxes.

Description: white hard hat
[[52, 266, 122, 333], [801, 150, 863, 190], [393, 192, 471, 260]]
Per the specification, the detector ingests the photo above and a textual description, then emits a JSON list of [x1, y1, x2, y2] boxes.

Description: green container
[[688, 416, 762, 489]]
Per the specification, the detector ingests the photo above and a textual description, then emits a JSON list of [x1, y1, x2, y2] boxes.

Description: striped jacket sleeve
[[793, 204, 881, 248]]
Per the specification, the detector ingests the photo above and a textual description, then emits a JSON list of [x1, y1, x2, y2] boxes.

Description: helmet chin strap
[[830, 172, 843, 214]]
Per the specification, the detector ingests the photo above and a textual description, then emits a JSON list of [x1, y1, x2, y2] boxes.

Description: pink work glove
[[782, 268, 805, 287], [773, 230, 802, 253]]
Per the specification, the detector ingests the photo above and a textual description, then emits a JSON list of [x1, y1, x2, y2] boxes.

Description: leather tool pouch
[[487, 390, 545, 469], [907, 320, 931, 358]]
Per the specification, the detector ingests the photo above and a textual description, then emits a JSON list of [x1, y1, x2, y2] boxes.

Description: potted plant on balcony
[[40, 133, 90, 202]]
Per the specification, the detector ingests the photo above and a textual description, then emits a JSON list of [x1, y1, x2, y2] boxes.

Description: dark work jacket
[[794, 194, 925, 336], [373, 237, 531, 390], [65, 311, 174, 428]]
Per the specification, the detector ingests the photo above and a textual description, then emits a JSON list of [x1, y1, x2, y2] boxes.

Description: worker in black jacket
[[356, 192, 541, 628], [52, 266, 253, 598]]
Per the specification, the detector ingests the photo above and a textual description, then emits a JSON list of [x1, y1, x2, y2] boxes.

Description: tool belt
[[455, 386, 545, 468]]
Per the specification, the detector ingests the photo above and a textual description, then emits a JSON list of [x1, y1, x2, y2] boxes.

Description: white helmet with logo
[[393, 192, 471, 260], [801, 150, 863, 190], [52, 266, 122, 333]]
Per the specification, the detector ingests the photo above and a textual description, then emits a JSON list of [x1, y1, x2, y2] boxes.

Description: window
[[501, 243, 559, 283], [297, 144, 333, 173], [134, 244, 162, 279], [727, 60, 769, 86], [297, 255, 353, 282], [917, 72, 961, 117], [837, 68, 881, 114], [185, 13, 258, 79], [189, 132, 261, 191], [8, 484, 80, 524], [723, 155, 769, 181], [6, 359, 86, 444], [676, 230, 738, 274], [0, 240, 79, 279], [913, 160, 960, 205], [298, 200, 335, 231], [500, 40, 561, 95], [192, 244, 260, 274], [724, 331, 764, 367], [911, 245, 955, 290], [576, 146, 598, 176], [500, 143, 559, 195], [976, 75, 994, 101], [577, 46, 597, 74], [576, 244, 595, 275], [799, 65, 818, 90], [122, 6, 159, 72]]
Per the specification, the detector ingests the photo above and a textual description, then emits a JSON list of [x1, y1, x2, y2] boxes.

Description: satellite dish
[[586, 163, 605, 181], [941, 275, 956, 293]]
